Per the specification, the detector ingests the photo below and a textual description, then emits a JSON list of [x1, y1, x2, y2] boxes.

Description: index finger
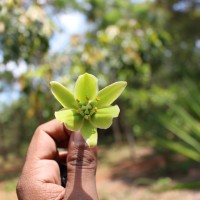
[[26, 119, 71, 161]]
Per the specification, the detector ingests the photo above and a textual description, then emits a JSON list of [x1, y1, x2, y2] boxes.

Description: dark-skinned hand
[[16, 120, 99, 200]]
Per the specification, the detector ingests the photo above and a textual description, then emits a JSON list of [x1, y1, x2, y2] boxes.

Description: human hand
[[16, 119, 99, 200]]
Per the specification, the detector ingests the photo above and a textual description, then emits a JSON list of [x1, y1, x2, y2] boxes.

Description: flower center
[[76, 99, 98, 120]]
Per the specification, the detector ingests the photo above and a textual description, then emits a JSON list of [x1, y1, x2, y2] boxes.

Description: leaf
[[81, 120, 98, 147], [50, 81, 77, 109], [157, 138, 200, 162], [74, 73, 98, 103], [161, 116, 200, 153], [90, 105, 120, 129], [171, 105, 200, 139], [55, 109, 83, 131], [96, 81, 127, 107]]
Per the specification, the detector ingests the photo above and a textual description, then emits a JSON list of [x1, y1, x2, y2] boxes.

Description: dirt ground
[[96, 164, 200, 200], [96, 146, 200, 200], [1, 145, 200, 200]]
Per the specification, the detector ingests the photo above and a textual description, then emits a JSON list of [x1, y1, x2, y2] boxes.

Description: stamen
[[76, 99, 80, 103], [86, 96, 90, 101], [96, 97, 100, 102], [76, 109, 81, 113]]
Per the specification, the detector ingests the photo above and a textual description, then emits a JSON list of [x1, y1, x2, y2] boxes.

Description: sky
[[50, 0, 153, 52], [50, 11, 87, 53]]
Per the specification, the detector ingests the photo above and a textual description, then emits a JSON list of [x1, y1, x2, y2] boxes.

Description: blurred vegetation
[[1, 0, 200, 172]]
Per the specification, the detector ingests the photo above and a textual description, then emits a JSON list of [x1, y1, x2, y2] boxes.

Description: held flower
[[50, 73, 127, 147]]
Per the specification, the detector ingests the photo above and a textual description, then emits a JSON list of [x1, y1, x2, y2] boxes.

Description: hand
[[16, 119, 99, 200]]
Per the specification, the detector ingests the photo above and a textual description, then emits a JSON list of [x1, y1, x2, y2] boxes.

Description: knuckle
[[68, 144, 97, 170], [35, 124, 45, 135]]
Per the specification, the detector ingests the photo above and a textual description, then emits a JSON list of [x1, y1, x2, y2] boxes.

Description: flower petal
[[81, 120, 98, 147], [74, 73, 98, 103], [50, 81, 77, 109], [55, 109, 83, 131], [90, 105, 120, 129], [96, 81, 127, 107]]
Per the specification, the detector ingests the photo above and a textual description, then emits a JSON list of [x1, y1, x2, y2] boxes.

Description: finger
[[64, 132, 99, 200], [26, 119, 71, 162], [17, 120, 70, 200]]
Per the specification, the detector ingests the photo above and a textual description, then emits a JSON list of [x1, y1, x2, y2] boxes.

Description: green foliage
[[159, 80, 200, 162], [1, 0, 200, 165], [0, 1, 52, 63], [155, 0, 200, 80]]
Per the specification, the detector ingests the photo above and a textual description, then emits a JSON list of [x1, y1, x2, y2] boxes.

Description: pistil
[[76, 98, 98, 120]]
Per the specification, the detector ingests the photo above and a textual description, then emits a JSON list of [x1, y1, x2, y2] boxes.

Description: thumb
[[64, 132, 99, 200]]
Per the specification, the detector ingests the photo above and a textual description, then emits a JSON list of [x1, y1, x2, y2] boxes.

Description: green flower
[[50, 73, 127, 147]]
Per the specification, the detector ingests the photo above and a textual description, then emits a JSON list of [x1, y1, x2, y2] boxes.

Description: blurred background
[[1, 0, 200, 199]]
